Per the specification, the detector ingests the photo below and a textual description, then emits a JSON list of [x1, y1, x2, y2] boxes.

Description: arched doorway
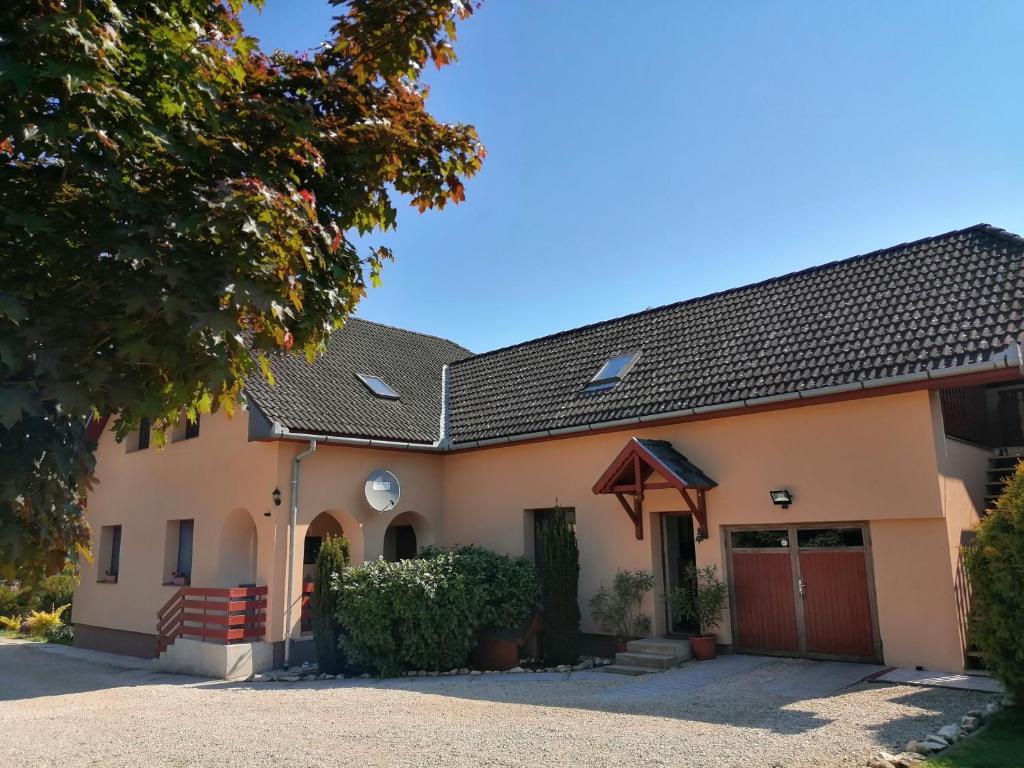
[[383, 511, 430, 562], [303, 512, 344, 580], [218, 508, 258, 587]]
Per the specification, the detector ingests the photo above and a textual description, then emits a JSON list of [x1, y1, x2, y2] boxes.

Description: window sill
[[162, 582, 191, 587], [96, 579, 118, 585]]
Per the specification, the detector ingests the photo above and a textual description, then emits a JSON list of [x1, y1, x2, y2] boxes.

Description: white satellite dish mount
[[364, 469, 401, 513]]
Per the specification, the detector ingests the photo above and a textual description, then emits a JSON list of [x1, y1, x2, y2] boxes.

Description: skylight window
[[583, 351, 641, 393], [356, 373, 400, 399]]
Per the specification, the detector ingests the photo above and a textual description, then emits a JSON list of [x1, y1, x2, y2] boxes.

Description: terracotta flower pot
[[614, 641, 629, 654], [690, 634, 717, 660]]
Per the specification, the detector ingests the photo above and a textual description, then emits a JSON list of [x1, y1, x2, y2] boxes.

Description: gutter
[[283, 439, 317, 670], [263, 343, 1023, 453]]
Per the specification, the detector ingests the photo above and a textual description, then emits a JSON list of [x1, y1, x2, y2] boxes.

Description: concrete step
[[601, 664, 653, 676], [627, 637, 693, 659], [614, 651, 680, 670]]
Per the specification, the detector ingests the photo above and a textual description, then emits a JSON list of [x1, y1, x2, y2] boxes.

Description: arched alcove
[[303, 511, 344, 580], [217, 508, 258, 587], [383, 510, 432, 562]]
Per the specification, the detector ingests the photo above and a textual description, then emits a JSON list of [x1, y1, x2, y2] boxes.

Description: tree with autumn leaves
[[0, 0, 485, 579]]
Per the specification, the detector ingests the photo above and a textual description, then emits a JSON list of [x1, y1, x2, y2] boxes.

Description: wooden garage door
[[728, 525, 879, 662], [730, 531, 799, 653]]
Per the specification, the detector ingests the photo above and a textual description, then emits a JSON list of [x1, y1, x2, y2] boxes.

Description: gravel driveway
[[0, 639, 998, 768]]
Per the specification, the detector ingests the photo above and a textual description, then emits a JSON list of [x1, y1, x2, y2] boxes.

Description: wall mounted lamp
[[272, 487, 282, 507], [769, 489, 793, 509]]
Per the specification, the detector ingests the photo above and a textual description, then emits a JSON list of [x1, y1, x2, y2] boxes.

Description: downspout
[[283, 439, 317, 670]]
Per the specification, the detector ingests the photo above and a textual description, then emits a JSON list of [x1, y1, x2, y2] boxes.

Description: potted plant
[[666, 564, 727, 660], [588, 569, 655, 652]]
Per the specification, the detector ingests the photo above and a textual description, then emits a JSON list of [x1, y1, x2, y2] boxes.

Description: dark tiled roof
[[245, 318, 470, 443], [638, 439, 717, 489], [446, 224, 1024, 444]]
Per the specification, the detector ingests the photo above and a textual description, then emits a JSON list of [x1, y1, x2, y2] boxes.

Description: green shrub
[[0, 615, 21, 632], [35, 564, 79, 624], [336, 547, 539, 675], [420, 545, 538, 629], [966, 462, 1024, 698], [335, 554, 476, 675], [536, 514, 580, 665], [0, 582, 33, 618], [312, 535, 349, 675], [589, 569, 655, 643], [665, 564, 728, 636]]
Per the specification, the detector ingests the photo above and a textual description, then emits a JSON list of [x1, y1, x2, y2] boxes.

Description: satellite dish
[[364, 469, 400, 513]]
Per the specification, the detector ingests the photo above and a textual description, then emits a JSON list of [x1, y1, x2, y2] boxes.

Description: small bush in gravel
[[312, 535, 349, 675], [336, 547, 538, 675], [535, 514, 580, 665], [966, 461, 1024, 698]]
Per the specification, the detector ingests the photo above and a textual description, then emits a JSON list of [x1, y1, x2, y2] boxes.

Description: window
[[163, 519, 194, 584], [796, 527, 864, 548], [137, 419, 151, 450], [98, 525, 122, 583], [356, 373, 400, 399], [730, 529, 790, 549], [170, 412, 201, 443], [583, 351, 641, 393]]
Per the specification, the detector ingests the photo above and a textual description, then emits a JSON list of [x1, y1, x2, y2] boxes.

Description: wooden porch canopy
[[592, 438, 716, 541]]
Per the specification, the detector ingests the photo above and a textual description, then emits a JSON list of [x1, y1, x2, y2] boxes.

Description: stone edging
[[249, 657, 615, 683], [865, 698, 1009, 768]]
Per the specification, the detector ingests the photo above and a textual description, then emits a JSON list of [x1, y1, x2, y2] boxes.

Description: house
[[73, 223, 1024, 676]]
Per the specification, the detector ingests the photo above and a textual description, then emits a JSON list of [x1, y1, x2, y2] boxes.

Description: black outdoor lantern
[[769, 489, 793, 509], [272, 487, 282, 506]]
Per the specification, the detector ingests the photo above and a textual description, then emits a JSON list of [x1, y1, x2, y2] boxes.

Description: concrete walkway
[[875, 667, 1006, 694], [595, 655, 888, 704], [0, 637, 154, 671]]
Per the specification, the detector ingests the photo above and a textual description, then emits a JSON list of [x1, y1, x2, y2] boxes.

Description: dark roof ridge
[[452, 222, 1010, 365], [347, 315, 472, 356]]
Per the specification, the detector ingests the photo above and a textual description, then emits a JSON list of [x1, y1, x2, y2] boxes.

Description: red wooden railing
[[156, 586, 268, 655], [300, 580, 315, 635]]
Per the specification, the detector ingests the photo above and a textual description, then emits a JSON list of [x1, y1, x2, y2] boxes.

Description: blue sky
[[242, 1, 1024, 353]]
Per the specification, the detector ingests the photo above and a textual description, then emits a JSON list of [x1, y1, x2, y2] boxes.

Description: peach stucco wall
[[76, 388, 982, 672], [75, 409, 282, 637], [75, 410, 447, 646], [441, 390, 969, 671]]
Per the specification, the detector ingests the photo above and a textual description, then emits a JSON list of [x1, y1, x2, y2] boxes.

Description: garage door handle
[[798, 578, 806, 597]]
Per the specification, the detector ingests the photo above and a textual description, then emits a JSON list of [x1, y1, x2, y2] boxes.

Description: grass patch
[[0, 629, 43, 642], [927, 706, 1024, 768]]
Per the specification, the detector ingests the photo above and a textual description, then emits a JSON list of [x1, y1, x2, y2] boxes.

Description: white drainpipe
[[283, 439, 317, 670]]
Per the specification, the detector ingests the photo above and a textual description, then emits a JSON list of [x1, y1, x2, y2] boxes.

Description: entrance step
[[626, 637, 693, 659], [601, 664, 653, 676], [614, 651, 681, 670], [600, 637, 693, 675]]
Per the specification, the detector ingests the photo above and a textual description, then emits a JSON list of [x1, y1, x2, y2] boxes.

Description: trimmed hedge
[[966, 462, 1024, 698], [335, 546, 538, 675]]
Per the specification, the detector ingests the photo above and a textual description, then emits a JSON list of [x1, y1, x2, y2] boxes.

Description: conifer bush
[[537, 513, 581, 665], [311, 535, 349, 675], [966, 462, 1024, 698]]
